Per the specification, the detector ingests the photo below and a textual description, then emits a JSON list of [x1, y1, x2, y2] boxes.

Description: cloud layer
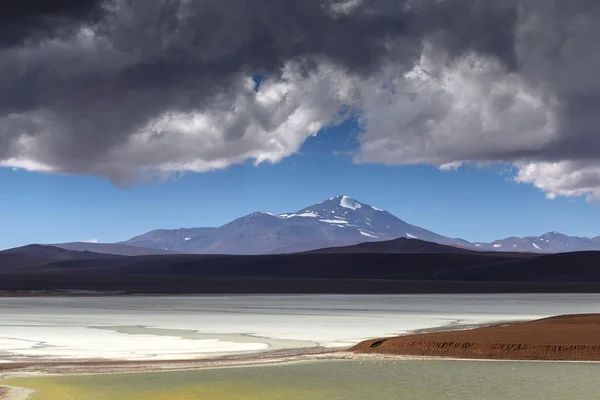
[[1, 0, 599, 199]]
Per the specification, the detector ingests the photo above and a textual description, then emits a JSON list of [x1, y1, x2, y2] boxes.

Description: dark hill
[[53, 242, 180, 256], [304, 238, 531, 257], [1, 240, 600, 294], [20, 252, 525, 280], [0, 245, 116, 269]]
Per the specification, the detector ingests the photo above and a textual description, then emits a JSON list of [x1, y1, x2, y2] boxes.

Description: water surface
[[5, 360, 600, 399]]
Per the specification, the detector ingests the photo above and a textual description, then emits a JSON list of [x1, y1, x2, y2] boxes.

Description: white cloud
[[122, 63, 351, 174], [354, 46, 559, 167], [346, 42, 600, 202], [328, 0, 364, 16], [515, 161, 600, 202], [3, 50, 599, 202], [0, 158, 55, 173], [0, 62, 355, 185]]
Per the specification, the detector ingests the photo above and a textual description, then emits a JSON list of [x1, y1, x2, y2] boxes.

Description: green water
[[4, 360, 600, 400]]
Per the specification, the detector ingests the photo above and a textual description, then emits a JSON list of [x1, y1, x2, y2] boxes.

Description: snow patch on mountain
[[360, 231, 378, 238], [261, 212, 283, 218], [281, 212, 319, 219], [340, 196, 362, 210], [371, 206, 384, 212], [406, 233, 418, 239], [320, 219, 349, 224]]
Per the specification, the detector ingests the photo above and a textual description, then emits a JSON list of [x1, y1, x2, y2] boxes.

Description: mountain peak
[[340, 196, 362, 210], [323, 196, 386, 212], [304, 196, 374, 215], [120, 196, 477, 255], [543, 231, 564, 237]]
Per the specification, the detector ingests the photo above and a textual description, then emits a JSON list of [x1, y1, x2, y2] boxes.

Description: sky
[[1, 0, 600, 249], [2, 118, 599, 250]]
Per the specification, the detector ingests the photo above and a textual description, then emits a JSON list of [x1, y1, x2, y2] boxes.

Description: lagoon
[[4, 359, 600, 400]]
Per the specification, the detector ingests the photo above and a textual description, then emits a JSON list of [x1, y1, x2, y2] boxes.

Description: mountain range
[[50, 195, 600, 255], [2, 238, 600, 295], [473, 232, 600, 253]]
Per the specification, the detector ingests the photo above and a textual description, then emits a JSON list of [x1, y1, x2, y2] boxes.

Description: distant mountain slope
[[305, 238, 477, 254], [120, 196, 471, 255], [1, 244, 111, 260], [123, 228, 216, 251], [54, 242, 181, 256], [474, 232, 600, 253], [0, 244, 115, 269]]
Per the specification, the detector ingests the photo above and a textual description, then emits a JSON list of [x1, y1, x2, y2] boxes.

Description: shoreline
[[4, 349, 600, 400], [3, 350, 600, 400], [3, 343, 600, 378]]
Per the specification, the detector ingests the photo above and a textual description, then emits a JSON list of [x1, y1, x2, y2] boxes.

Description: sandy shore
[[352, 314, 600, 361]]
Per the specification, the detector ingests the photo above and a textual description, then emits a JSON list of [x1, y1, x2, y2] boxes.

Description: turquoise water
[[5, 359, 600, 399]]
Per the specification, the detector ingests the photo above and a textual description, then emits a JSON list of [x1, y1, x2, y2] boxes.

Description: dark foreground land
[[3, 275, 600, 295], [351, 314, 600, 361], [2, 239, 600, 294]]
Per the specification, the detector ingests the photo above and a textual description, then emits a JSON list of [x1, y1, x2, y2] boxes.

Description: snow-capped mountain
[[285, 196, 470, 248], [120, 196, 471, 254], [473, 232, 600, 253], [53, 195, 600, 255]]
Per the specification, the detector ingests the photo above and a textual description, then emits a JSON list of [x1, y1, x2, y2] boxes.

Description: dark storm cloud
[[0, 0, 599, 199], [0, 0, 521, 117], [0, 0, 106, 47], [0, 0, 521, 178], [515, 0, 600, 164]]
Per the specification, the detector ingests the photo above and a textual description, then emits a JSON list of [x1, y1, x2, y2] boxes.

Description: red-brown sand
[[351, 314, 600, 361]]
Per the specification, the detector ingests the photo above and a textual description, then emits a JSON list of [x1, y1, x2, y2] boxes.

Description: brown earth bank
[[351, 314, 600, 361]]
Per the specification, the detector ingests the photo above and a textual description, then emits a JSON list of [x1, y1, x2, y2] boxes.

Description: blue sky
[[1, 119, 599, 250]]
